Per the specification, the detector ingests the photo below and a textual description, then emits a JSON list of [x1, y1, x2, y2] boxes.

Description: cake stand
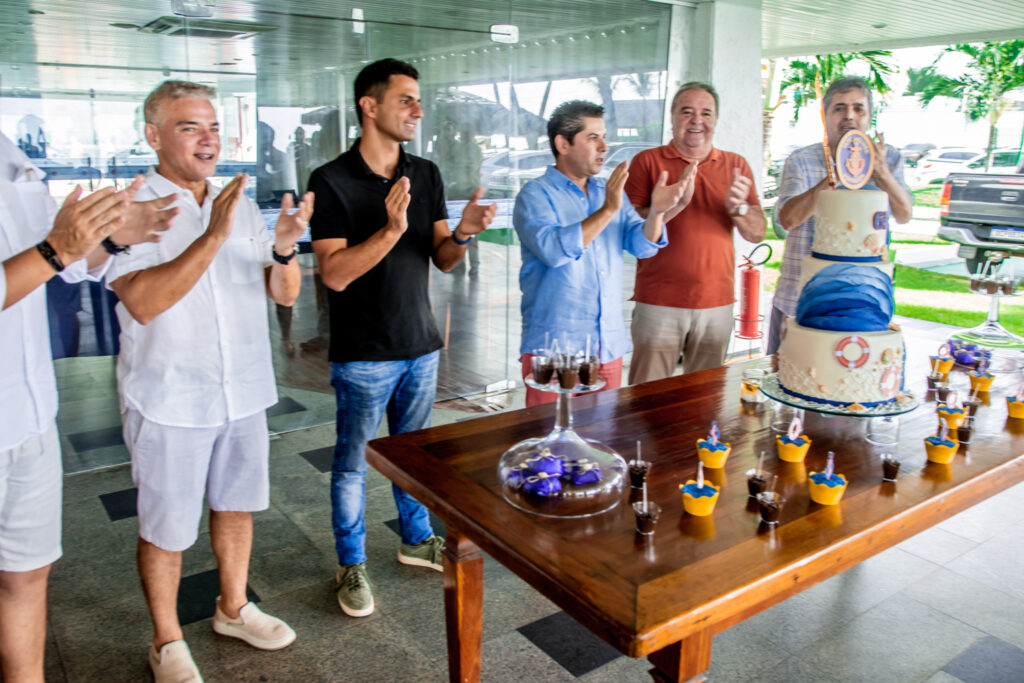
[[952, 285, 1024, 372], [759, 373, 919, 418], [498, 376, 627, 518]]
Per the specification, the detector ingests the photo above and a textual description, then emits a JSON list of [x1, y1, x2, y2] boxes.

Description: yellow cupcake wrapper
[[680, 479, 719, 516], [1007, 398, 1024, 419], [925, 439, 958, 464], [776, 434, 811, 463], [808, 472, 847, 506], [695, 440, 731, 469]]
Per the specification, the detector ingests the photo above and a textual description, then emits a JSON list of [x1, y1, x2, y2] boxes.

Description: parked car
[[483, 150, 552, 198], [595, 142, 657, 179], [937, 159, 1024, 275], [909, 147, 1021, 185], [901, 143, 936, 167]]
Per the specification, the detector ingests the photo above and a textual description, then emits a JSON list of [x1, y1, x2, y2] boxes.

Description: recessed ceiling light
[[110, 22, 139, 29], [872, 22, 888, 29]]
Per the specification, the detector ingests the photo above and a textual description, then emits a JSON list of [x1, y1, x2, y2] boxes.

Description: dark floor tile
[[383, 513, 447, 540], [944, 636, 1024, 683], [300, 446, 334, 473], [517, 611, 621, 677], [66, 425, 124, 452], [99, 487, 138, 521], [267, 396, 307, 417], [178, 569, 260, 626]]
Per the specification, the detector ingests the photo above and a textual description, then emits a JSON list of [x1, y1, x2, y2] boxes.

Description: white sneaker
[[212, 599, 297, 650], [149, 640, 203, 683]]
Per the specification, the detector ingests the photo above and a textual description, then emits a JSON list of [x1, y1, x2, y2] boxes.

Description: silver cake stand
[[760, 373, 920, 418]]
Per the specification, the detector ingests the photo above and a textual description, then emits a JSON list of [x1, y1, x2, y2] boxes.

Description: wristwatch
[[102, 237, 130, 255], [272, 246, 297, 264], [729, 202, 749, 217]]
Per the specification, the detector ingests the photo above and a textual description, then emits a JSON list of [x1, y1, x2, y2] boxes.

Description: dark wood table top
[[367, 355, 1024, 658]]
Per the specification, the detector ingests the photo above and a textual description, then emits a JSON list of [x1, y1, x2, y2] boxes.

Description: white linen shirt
[[106, 168, 277, 428], [0, 132, 102, 451]]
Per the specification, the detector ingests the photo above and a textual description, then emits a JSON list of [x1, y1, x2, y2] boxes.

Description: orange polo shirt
[[624, 144, 759, 309]]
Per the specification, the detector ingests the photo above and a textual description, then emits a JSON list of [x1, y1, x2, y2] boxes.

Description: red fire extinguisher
[[735, 243, 772, 340]]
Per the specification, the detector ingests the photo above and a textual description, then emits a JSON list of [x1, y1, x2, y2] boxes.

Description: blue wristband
[[452, 231, 474, 245]]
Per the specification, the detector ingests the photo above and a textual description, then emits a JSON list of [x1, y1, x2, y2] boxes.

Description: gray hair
[[823, 76, 873, 116], [671, 82, 719, 116], [144, 80, 216, 124]]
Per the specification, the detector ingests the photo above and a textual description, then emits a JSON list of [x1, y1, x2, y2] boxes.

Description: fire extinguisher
[[735, 242, 772, 340]]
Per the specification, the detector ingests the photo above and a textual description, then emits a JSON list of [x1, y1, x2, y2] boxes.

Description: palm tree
[[778, 51, 897, 123], [615, 72, 658, 141], [918, 40, 1024, 170]]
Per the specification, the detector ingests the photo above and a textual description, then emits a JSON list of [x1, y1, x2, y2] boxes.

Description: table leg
[[443, 530, 484, 683], [647, 629, 712, 683]]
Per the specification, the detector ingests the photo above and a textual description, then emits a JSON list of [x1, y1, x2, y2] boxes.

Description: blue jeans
[[329, 350, 439, 565]]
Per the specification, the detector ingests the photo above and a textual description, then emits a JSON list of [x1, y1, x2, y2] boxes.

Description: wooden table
[[366, 357, 1024, 682]]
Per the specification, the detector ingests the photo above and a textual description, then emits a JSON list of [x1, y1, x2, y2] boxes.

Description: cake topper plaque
[[836, 129, 875, 190]]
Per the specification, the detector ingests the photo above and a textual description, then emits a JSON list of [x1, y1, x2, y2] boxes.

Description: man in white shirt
[[0, 130, 176, 682], [107, 81, 313, 682]]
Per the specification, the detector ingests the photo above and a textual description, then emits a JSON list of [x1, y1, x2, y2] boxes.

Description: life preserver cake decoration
[[834, 335, 870, 369]]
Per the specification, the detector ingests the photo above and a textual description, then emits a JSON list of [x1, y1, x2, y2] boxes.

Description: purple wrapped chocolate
[[526, 451, 566, 476], [570, 466, 602, 485], [953, 348, 977, 366], [523, 473, 562, 497], [505, 464, 530, 489]]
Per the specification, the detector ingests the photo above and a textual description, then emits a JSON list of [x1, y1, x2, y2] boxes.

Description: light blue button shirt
[[514, 165, 667, 362]]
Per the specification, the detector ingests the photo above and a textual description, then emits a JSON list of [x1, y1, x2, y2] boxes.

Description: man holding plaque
[[768, 76, 912, 354]]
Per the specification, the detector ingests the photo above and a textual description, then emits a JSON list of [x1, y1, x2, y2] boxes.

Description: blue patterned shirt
[[772, 142, 909, 316], [515, 165, 667, 362]]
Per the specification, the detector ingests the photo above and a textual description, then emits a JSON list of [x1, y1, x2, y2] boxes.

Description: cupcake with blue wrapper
[[808, 452, 848, 505], [776, 415, 812, 462], [924, 418, 958, 464], [929, 343, 954, 375], [936, 390, 966, 430], [1007, 385, 1024, 419], [696, 421, 731, 468], [680, 462, 719, 516]]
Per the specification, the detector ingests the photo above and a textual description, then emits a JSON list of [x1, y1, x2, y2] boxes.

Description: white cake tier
[[777, 319, 904, 407], [813, 189, 890, 261], [797, 255, 895, 290]]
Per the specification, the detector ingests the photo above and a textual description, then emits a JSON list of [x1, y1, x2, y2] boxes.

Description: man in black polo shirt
[[309, 58, 496, 618]]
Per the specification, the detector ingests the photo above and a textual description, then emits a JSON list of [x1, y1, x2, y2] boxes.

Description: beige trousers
[[628, 302, 734, 384]]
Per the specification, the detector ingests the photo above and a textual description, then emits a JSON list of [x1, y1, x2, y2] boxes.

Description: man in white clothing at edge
[[0, 129, 177, 682], [107, 80, 313, 682]]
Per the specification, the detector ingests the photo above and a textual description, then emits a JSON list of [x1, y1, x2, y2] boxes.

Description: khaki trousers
[[628, 302, 734, 384]]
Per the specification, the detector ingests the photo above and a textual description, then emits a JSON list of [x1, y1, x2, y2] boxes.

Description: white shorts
[[0, 424, 62, 572], [123, 410, 270, 552]]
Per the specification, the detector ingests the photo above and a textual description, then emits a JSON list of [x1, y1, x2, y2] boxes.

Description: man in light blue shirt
[[768, 76, 912, 354], [514, 100, 687, 406]]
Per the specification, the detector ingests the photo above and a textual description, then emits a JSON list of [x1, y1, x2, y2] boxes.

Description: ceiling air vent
[[138, 16, 277, 39]]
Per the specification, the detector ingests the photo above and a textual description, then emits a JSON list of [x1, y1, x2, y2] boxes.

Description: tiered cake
[[777, 188, 905, 408]]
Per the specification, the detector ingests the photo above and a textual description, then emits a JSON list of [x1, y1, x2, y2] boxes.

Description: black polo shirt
[[309, 141, 447, 362]]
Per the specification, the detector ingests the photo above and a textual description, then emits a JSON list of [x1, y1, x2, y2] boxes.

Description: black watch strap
[[102, 237, 130, 255], [272, 247, 297, 265], [36, 240, 66, 272]]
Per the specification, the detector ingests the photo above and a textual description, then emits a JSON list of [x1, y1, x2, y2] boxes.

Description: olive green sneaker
[[335, 563, 374, 617], [397, 535, 445, 572]]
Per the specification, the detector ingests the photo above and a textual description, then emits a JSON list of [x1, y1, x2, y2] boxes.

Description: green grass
[[892, 264, 968, 292], [895, 302, 1024, 333], [912, 186, 943, 208]]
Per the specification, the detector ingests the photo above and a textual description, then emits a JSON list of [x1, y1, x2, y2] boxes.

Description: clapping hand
[[651, 161, 697, 214], [47, 185, 128, 264], [870, 131, 894, 185], [454, 187, 497, 239], [273, 191, 315, 254], [385, 177, 411, 236], [602, 161, 629, 214], [206, 174, 248, 242], [725, 168, 751, 214], [111, 174, 179, 247]]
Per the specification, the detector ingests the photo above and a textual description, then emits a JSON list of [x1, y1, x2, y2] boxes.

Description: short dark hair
[[547, 100, 604, 158], [670, 82, 719, 116], [353, 58, 419, 126], [824, 76, 873, 116]]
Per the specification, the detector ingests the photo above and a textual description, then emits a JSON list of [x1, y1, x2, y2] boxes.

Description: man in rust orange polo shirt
[[624, 82, 766, 383]]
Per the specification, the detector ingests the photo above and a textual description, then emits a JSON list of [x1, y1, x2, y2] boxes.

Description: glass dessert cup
[[499, 375, 624, 518], [866, 416, 899, 447], [740, 368, 767, 404], [956, 417, 975, 446], [680, 480, 719, 516], [808, 472, 847, 505], [632, 501, 661, 535], [746, 468, 768, 497], [881, 454, 900, 482], [776, 433, 811, 462], [628, 459, 651, 488], [756, 491, 784, 526]]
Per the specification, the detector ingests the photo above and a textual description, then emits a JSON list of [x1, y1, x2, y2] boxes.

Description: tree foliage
[[779, 51, 896, 122], [918, 40, 1024, 169]]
